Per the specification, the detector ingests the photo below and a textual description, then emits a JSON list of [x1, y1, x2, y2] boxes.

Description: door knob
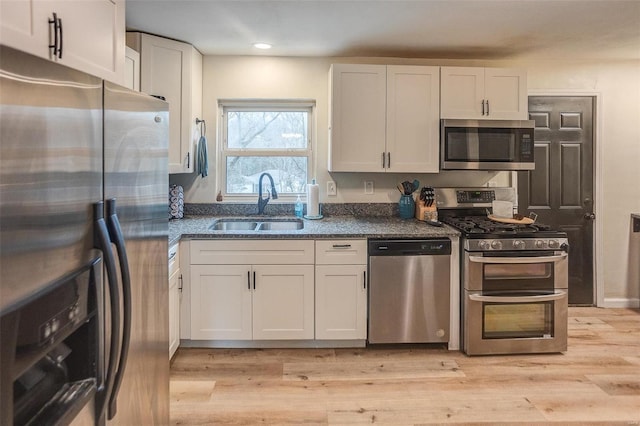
[[584, 213, 596, 220]]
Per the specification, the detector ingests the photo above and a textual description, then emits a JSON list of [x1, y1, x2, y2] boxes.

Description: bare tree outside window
[[221, 102, 313, 197]]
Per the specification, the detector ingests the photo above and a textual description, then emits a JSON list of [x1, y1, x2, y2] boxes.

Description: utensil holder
[[398, 194, 415, 219]]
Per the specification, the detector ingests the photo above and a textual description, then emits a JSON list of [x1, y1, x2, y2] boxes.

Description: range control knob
[[478, 240, 490, 250], [535, 240, 546, 249], [548, 240, 559, 249], [513, 240, 525, 249], [490, 240, 503, 250]]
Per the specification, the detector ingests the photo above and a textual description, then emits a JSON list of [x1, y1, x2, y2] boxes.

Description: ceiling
[[125, 0, 640, 61]]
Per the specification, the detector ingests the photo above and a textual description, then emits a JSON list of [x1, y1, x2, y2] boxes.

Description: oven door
[[464, 251, 568, 292], [462, 250, 568, 355]]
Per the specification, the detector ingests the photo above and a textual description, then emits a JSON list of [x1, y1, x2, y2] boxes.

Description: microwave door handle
[[93, 201, 121, 421], [468, 253, 568, 264], [105, 199, 131, 420], [469, 290, 567, 304]]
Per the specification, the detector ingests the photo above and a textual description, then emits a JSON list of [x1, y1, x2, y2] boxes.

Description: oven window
[[483, 302, 553, 339], [485, 263, 552, 280], [482, 263, 554, 292]]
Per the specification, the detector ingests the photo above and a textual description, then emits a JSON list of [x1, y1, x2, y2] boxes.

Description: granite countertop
[[168, 215, 459, 246]]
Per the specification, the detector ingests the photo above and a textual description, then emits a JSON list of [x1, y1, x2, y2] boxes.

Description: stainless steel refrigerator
[[0, 46, 169, 425]]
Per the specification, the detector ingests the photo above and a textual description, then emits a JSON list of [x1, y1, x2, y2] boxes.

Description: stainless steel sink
[[209, 220, 258, 231], [256, 220, 304, 231], [209, 218, 304, 231]]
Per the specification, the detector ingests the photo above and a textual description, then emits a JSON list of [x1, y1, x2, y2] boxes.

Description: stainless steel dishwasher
[[368, 238, 451, 344]]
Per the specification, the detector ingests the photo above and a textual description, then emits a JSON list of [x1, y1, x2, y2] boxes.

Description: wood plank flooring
[[170, 307, 640, 425]]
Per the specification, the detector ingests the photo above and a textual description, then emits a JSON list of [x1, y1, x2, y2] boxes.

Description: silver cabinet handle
[[486, 99, 489, 115], [469, 290, 566, 304], [381, 152, 386, 168], [481, 99, 485, 115], [332, 244, 352, 249], [363, 270, 367, 289], [469, 253, 568, 264], [387, 152, 391, 168], [178, 275, 183, 292]]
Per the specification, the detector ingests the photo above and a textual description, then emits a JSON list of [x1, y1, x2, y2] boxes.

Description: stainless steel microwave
[[440, 119, 535, 170]]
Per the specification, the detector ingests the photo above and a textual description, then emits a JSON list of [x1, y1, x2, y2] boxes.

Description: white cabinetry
[[440, 67, 527, 120], [168, 243, 181, 359], [127, 32, 203, 174], [315, 240, 367, 340], [189, 240, 315, 341], [0, 0, 125, 85], [329, 64, 440, 173], [124, 47, 140, 91]]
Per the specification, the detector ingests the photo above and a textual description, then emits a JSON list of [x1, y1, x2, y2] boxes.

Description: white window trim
[[217, 99, 316, 203]]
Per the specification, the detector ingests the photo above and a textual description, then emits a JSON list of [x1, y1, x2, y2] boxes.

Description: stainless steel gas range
[[436, 188, 569, 356]]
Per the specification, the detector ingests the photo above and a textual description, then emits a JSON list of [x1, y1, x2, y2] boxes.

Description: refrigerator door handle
[[93, 201, 121, 421], [105, 199, 131, 420]]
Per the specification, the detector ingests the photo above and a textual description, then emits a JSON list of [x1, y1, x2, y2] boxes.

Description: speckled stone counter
[[168, 215, 459, 246]]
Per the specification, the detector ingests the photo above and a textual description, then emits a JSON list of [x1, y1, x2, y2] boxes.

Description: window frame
[[218, 99, 315, 202]]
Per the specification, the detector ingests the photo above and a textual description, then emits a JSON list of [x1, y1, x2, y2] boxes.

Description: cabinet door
[[124, 46, 140, 91], [386, 65, 440, 173], [0, 0, 48, 57], [169, 268, 181, 358], [1, 0, 125, 85], [140, 34, 195, 173], [252, 265, 315, 340], [315, 265, 367, 340], [440, 67, 485, 119], [484, 68, 528, 119], [190, 265, 252, 340], [329, 64, 386, 172]]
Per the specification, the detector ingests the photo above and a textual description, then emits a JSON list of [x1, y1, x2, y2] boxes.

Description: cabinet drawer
[[315, 240, 367, 265], [190, 240, 314, 265], [169, 243, 180, 276]]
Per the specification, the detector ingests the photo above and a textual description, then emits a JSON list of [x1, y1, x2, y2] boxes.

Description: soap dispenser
[[294, 195, 303, 218]]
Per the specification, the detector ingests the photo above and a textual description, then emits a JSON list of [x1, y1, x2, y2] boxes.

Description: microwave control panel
[[456, 190, 495, 203]]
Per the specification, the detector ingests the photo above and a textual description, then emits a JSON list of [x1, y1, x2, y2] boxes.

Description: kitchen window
[[219, 99, 314, 200]]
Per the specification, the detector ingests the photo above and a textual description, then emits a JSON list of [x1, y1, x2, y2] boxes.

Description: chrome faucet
[[257, 172, 278, 214]]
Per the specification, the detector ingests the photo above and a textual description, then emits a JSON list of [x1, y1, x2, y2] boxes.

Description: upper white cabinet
[[127, 32, 203, 174], [0, 0, 125, 85], [440, 67, 527, 120], [124, 46, 140, 91], [329, 64, 440, 173]]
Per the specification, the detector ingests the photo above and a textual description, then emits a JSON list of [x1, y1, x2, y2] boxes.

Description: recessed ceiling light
[[253, 42, 272, 50]]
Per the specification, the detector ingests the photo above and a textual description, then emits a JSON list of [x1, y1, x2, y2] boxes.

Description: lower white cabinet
[[189, 240, 315, 341], [315, 240, 368, 340], [168, 243, 181, 358], [168, 268, 181, 357]]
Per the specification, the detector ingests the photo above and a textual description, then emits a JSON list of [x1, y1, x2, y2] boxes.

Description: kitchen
[[1, 1, 639, 425]]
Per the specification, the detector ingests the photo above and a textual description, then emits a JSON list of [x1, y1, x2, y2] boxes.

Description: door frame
[[520, 89, 604, 307]]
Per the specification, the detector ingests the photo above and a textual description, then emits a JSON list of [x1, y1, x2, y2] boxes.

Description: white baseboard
[[602, 297, 640, 308]]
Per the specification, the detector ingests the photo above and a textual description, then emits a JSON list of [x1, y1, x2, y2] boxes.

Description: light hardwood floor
[[170, 307, 640, 425]]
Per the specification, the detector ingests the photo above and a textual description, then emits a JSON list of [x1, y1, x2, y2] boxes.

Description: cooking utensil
[[396, 183, 405, 194], [412, 179, 420, 192]]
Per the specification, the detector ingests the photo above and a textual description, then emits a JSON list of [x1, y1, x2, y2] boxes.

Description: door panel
[[519, 96, 595, 305]]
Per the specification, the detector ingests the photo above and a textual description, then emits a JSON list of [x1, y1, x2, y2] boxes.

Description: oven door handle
[[468, 253, 568, 264], [469, 290, 567, 303]]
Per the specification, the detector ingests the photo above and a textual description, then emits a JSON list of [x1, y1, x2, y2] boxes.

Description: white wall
[[171, 55, 640, 304]]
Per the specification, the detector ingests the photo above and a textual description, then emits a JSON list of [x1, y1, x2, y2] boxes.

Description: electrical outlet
[[327, 180, 337, 196], [364, 181, 374, 194]]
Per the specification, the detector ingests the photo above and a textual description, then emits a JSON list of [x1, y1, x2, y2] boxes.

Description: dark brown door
[[518, 96, 595, 305]]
